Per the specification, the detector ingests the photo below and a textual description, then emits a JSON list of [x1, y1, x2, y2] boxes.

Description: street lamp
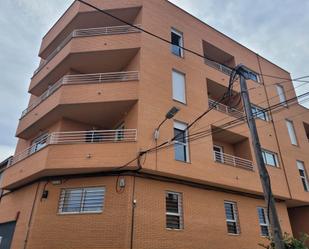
[[154, 106, 180, 140]]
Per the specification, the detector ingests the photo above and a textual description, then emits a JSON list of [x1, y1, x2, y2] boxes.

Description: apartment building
[[0, 0, 309, 248]]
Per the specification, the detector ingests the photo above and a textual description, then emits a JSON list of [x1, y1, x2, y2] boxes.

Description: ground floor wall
[[0, 174, 294, 249]]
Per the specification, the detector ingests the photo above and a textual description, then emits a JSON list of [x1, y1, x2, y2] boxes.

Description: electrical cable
[[192, 79, 309, 135], [146, 91, 309, 155], [76, 3, 309, 217], [247, 77, 309, 92], [76, 0, 309, 86]]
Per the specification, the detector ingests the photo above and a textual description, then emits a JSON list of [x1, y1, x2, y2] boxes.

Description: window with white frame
[[262, 149, 279, 167], [257, 207, 270, 237], [0, 168, 4, 187], [303, 122, 309, 140], [171, 29, 183, 57], [286, 120, 298, 145], [224, 201, 240, 235], [58, 187, 105, 214], [166, 192, 183, 229], [30, 133, 49, 154], [243, 68, 260, 82], [213, 145, 224, 163], [115, 122, 125, 141], [276, 85, 287, 106], [172, 70, 186, 104], [174, 121, 189, 162], [251, 105, 269, 121], [297, 161, 309, 192]]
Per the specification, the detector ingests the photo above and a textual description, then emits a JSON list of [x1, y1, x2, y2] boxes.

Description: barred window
[[58, 187, 105, 214], [224, 201, 240, 235], [166, 192, 183, 229], [257, 207, 270, 237]]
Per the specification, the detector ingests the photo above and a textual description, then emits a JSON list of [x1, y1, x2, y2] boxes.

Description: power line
[[260, 74, 309, 82], [143, 91, 309, 157], [247, 77, 309, 92], [147, 91, 309, 158], [76, 0, 215, 63], [190, 79, 309, 135], [76, 0, 308, 85]]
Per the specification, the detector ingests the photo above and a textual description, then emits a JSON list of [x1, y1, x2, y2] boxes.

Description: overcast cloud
[[0, 0, 308, 161]]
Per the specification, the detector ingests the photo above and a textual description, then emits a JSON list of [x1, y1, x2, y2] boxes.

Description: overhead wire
[[145, 91, 309, 154], [190, 79, 309, 135], [76, 0, 309, 86]]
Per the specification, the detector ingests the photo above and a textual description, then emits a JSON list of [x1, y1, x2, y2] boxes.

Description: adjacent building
[[0, 0, 309, 248]]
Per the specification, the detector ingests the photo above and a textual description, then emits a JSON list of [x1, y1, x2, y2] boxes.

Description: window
[[257, 207, 270, 237], [172, 70, 186, 103], [286, 120, 298, 145], [115, 123, 125, 141], [213, 145, 224, 163], [174, 121, 189, 162], [304, 122, 309, 140], [171, 29, 183, 57], [0, 169, 4, 187], [251, 105, 269, 121], [30, 133, 49, 154], [297, 161, 309, 192], [244, 69, 259, 82], [166, 192, 183, 229], [58, 187, 105, 214], [85, 130, 105, 143], [224, 201, 240, 235], [276, 85, 287, 106], [262, 149, 279, 167]]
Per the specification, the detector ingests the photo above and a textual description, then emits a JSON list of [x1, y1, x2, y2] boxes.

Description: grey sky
[[0, 0, 308, 161]]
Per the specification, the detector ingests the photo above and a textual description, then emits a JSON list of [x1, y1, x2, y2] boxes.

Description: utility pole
[[238, 66, 285, 249]]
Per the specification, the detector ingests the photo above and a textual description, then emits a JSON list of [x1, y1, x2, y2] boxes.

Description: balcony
[[203, 40, 235, 77], [30, 25, 141, 95], [17, 71, 139, 139], [208, 99, 244, 119], [3, 129, 138, 189], [212, 126, 253, 171], [21, 71, 139, 118], [205, 58, 233, 76], [207, 79, 244, 119], [40, 4, 142, 57], [213, 151, 254, 171], [34, 25, 141, 76]]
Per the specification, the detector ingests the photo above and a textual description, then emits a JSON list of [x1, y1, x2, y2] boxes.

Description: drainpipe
[[23, 181, 41, 249]]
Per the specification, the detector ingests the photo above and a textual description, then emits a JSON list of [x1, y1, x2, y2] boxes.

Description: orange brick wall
[[0, 175, 294, 249]]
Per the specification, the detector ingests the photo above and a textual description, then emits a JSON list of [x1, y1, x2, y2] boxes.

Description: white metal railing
[[8, 129, 137, 166], [8, 133, 50, 166], [205, 58, 233, 76], [34, 24, 141, 75], [21, 71, 139, 118], [213, 151, 254, 171], [209, 99, 244, 119]]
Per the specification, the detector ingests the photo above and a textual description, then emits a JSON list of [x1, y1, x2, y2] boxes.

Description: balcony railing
[[21, 71, 139, 118], [213, 151, 254, 171], [209, 99, 244, 119], [34, 24, 141, 76], [205, 58, 233, 76], [8, 129, 137, 166]]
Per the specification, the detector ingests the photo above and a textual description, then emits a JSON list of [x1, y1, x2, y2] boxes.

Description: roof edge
[[165, 0, 291, 74]]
